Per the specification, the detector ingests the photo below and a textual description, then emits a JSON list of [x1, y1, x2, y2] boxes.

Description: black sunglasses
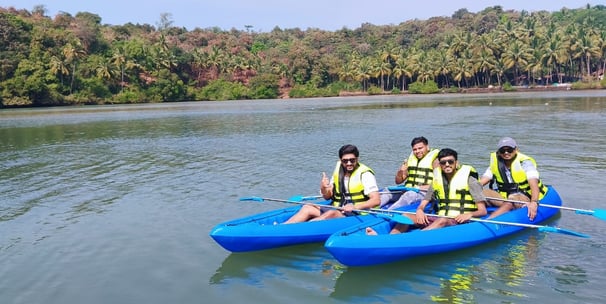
[[498, 147, 515, 154], [439, 159, 455, 165], [341, 158, 357, 164]]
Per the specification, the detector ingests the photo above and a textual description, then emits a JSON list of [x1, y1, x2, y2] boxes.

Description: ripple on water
[[1, 95, 605, 304]]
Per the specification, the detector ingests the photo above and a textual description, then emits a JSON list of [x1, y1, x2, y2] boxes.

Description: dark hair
[[410, 136, 428, 147], [437, 148, 457, 160], [338, 144, 359, 158]]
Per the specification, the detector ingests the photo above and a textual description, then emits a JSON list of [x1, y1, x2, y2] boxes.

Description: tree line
[[0, 4, 605, 107]]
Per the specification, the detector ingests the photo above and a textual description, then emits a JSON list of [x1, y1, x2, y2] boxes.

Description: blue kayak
[[325, 186, 564, 267], [209, 201, 387, 252]]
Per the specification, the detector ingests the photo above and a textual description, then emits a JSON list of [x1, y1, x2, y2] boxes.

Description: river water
[[1, 91, 605, 303]]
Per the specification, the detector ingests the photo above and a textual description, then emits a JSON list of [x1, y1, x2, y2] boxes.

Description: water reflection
[[554, 264, 589, 283], [430, 235, 540, 303], [327, 231, 562, 303], [210, 252, 281, 286], [209, 244, 330, 286], [329, 260, 416, 302]]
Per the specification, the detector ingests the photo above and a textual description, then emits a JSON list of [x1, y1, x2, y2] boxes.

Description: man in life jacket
[[284, 144, 380, 223], [367, 148, 487, 234], [479, 137, 548, 221], [380, 136, 439, 210]]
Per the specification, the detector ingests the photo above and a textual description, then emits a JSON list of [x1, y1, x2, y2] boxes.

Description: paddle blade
[[387, 185, 419, 193], [574, 208, 606, 221], [288, 195, 321, 202], [591, 209, 606, 221], [288, 195, 305, 202], [239, 196, 264, 202], [538, 226, 590, 238]]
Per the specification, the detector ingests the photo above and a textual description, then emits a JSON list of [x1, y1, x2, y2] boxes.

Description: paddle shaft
[[374, 208, 589, 237], [247, 197, 412, 223], [296, 188, 419, 201], [381, 209, 534, 227], [486, 196, 601, 215]]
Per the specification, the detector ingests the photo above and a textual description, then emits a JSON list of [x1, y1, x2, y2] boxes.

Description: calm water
[[1, 91, 605, 303]]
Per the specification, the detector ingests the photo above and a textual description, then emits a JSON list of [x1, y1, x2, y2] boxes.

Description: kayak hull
[[209, 203, 384, 252], [324, 186, 562, 266]]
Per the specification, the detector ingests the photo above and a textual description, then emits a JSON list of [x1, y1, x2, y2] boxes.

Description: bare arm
[[522, 160, 540, 220], [347, 172, 380, 211], [353, 191, 380, 210], [414, 199, 432, 225], [479, 176, 491, 186], [431, 158, 440, 169], [394, 161, 408, 184], [526, 178, 540, 220], [479, 167, 493, 186], [320, 172, 333, 200]]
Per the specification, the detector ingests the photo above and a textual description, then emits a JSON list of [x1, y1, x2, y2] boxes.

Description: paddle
[[466, 217, 589, 238], [287, 186, 419, 203], [239, 196, 414, 225], [376, 208, 590, 238], [386, 185, 421, 193], [486, 197, 606, 222]]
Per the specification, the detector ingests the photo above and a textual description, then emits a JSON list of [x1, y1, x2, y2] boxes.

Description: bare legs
[[484, 189, 529, 219], [283, 205, 321, 224], [365, 214, 456, 235], [365, 224, 410, 235], [283, 205, 345, 224]]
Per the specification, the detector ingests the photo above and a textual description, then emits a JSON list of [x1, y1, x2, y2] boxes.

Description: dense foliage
[[0, 5, 605, 107]]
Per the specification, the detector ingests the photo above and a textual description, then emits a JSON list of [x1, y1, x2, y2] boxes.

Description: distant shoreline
[[335, 84, 579, 97]]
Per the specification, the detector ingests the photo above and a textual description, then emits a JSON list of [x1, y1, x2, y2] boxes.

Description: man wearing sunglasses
[[479, 137, 548, 221], [367, 148, 487, 234], [284, 144, 380, 223], [380, 136, 439, 210]]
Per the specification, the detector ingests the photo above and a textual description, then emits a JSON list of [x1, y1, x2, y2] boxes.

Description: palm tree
[[432, 49, 453, 88], [338, 61, 356, 83], [111, 47, 129, 92], [62, 42, 87, 94], [410, 50, 433, 84], [355, 57, 373, 91], [191, 48, 209, 85], [448, 31, 472, 58], [392, 50, 413, 90], [452, 58, 473, 88], [207, 45, 225, 79], [526, 47, 544, 85], [474, 50, 496, 87], [96, 57, 117, 82], [497, 19, 521, 41], [492, 57, 508, 87], [562, 23, 581, 80], [378, 45, 400, 88], [541, 34, 567, 84], [572, 28, 601, 78], [598, 31, 606, 79], [502, 40, 533, 85], [475, 32, 501, 58], [374, 54, 392, 91], [49, 55, 69, 86]]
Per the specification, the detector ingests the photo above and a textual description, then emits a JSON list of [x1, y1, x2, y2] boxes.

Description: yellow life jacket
[[332, 161, 374, 207], [433, 165, 478, 216], [404, 148, 439, 188], [488, 152, 547, 200]]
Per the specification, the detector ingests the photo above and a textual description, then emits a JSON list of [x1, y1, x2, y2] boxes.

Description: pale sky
[[0, 1, 601, 32]]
